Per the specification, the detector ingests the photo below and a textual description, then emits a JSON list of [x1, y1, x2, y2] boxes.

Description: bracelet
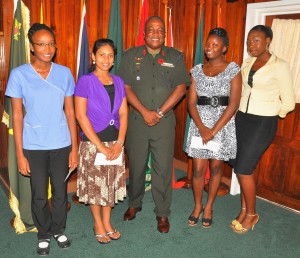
[[96, 142, 104, 149], [156, 108, 164, 117], [116, 140, 124, 147]]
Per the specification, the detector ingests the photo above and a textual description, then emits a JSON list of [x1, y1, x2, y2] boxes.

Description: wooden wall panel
[[173, 0, 199, 160], [255, 105, 300, 210], [286, 150, 300, 197], [226, 0, 247, 64]]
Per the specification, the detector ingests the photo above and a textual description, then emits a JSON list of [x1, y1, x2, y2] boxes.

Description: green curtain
[[108, 0, 123, 74]]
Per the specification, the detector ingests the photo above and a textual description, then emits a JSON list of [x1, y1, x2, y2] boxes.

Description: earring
[[92, 60, 95, 64]]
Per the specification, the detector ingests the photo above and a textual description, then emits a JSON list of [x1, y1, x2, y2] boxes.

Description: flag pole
[[163, 0, 168, 44], [216, 0, 222, 27]]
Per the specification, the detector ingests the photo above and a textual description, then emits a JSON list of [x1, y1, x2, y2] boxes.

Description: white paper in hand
[[94, 153, 122, 166], [64, 168, 76, 182], [190, 136, 220, 152]]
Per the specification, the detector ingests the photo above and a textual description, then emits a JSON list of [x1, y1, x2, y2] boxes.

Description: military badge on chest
[[134, 59, 142, 81], [159, 51, 174, 67], [134, 49, 147, 81]]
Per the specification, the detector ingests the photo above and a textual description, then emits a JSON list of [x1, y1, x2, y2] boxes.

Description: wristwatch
[[156, 108, 164, 117]]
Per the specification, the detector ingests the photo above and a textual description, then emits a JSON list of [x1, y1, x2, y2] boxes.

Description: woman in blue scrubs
[[5, 23, 78, 256]]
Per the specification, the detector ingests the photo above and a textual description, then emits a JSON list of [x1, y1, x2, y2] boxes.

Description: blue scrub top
[[5, 63, 75, 150]]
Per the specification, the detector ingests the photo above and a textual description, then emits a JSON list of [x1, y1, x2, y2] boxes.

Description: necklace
[[208, 66, 218, 76], [206, 63, 226, 76], [94, 73, 113, 85]]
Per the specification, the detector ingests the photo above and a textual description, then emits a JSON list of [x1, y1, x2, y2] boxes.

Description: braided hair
[[28, 23, 55, 43], [208, 28, 229, 54], [89, 38, 117, 72], [250, 25, 273, 40]]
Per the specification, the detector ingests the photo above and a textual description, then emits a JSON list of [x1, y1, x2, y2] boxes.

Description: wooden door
[[255, 106, 300, 211]]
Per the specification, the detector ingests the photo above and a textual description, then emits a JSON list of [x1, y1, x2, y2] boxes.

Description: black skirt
[[229, 111, 278, 175]]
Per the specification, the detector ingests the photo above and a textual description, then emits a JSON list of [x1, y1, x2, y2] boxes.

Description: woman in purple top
[[75, 39, 127, 244]]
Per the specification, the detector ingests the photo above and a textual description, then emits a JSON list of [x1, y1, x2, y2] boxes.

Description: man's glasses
[[32, 42, 56, 48]]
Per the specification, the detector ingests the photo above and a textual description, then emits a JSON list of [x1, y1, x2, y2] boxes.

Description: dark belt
[[197, 96, 229, 107]]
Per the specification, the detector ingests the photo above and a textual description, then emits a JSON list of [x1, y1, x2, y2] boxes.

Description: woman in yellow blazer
[[229, 25, 295, 234]]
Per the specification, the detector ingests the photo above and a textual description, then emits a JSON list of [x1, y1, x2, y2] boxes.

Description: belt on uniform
[[197, 96, 229, 107]]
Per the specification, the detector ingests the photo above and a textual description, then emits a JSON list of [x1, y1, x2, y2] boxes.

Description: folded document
[[94, 152, 122, 166], [190, 136, 220, 152]]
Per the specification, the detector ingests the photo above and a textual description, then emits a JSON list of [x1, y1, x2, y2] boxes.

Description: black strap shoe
[[37, 239, 50, 256], [53, 234, 71, 248]]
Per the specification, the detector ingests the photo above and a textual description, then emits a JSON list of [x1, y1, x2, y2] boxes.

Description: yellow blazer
[[239, 54, 295, 118]]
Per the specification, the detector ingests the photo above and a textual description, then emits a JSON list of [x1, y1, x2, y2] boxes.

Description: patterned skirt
[[77, 141, 126, 207]]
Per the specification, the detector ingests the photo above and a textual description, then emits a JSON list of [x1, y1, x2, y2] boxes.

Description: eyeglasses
[[32, 42, 56, 48]]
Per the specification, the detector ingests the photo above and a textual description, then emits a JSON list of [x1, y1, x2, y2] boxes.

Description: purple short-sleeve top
[[74, 73, 126, 133]]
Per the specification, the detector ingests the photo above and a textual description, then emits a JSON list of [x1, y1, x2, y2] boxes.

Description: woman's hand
[[97, 144, 113, 158], [69, 149, 79, 172], [108, 142, 123, 160], [17, 155, 31, 176], [199, 126, 215, 144]]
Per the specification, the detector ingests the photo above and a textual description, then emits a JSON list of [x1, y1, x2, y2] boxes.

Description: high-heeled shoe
[[233, 213, 259, 234], [202, 208, 213, 228], [188, 207, 204, 227], [230, 207, 246, 229]]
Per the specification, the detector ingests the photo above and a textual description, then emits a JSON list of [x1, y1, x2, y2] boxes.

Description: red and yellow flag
[[136, 0, 149, 46]]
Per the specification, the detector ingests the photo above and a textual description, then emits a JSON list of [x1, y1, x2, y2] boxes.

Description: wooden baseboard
[[0, 166, 9, 197]]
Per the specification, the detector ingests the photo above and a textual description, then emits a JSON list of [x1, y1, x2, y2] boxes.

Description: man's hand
[[142, 110, 161, 127]]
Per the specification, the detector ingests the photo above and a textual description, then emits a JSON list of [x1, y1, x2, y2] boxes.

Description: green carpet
[[1, 169, 300, 258]]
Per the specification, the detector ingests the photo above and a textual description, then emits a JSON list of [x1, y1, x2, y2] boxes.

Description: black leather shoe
[[37, 239, 50, 256], [156, 216, 170, 233], [123, 207, 142, 221], [53, 234, 71, 248]]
